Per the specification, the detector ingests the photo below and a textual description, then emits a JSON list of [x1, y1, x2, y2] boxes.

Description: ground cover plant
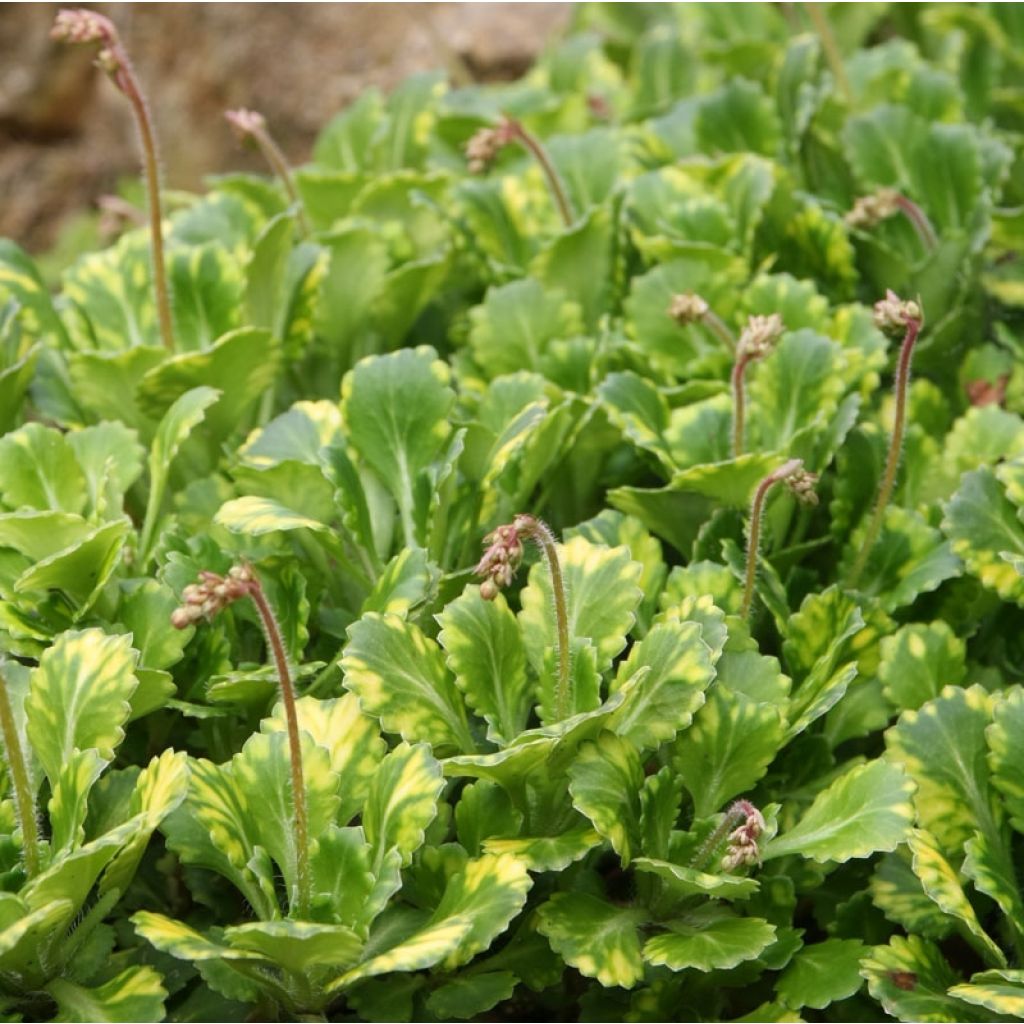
[[1, 2, 1023, 1019]]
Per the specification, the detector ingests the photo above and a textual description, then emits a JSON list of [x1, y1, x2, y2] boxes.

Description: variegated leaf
[[951, 971, 1024, 1019], [519, 535, 643, 676], [342, 612, 475, 754], [225, 919, 363, 974], [26, 629, 139, 787], [47, 965, 167, 1023], [568, 732, 643, 865], [436, 588, 532, 746], [537, 892, 646, 989], [263, 694, 385, 825], [643, 915, 776, 973], [879, 622, 966, 713], [886, 685, 1000, 856], [765, 759, 914, 863], [363, 742, 444, 872], [988, 686, 1024, 835]]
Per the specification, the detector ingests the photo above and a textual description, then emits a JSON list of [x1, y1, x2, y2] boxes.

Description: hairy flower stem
[[476, 514, 572, 720], [689, 800, 759, 873], [226, 109, 309, 235], [893, 194, 938, 251], [171, 564, 311, 918], [807, 3, 852, 105], [848, 311, 923, 588], [731, 355, 752, 457], [704, 309, 736, 353], [742, 458, 804, 620], [0, 667, 39, 878], [53, 10, 174, 350], [524, 520, 572, 722], [248, 583, 311, 919], [506, 119, 575, 228]]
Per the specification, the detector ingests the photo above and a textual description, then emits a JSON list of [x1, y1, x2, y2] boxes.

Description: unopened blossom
[[737, 313, 784, 362], [171, 565, 256, 629], [225, 107, 267, 143], [720, 801, 766, 872], [873, 289, 922, 337], [475, 523, 525, 600], [785, 468, 820, 506], [668, 292, 710, 326], [465, 119, 516, 174], [846, 187, 901, 229]]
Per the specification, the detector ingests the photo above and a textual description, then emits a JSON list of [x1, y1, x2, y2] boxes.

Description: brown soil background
[[0, 3, 570, 252]]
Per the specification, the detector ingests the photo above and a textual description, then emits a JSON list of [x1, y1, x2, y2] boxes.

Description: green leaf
[[842, 506, 962, 612], [67, 421, 144, 517], [879, 622, 966, 713], [862, 935, 986, 1023], [0, 423, 86, 514], [232, 730, 340, 902], [639, 766, 683, 861], [765, 759, 914, 863], [225, 920, 363, 974], [264, 694, 385, 826], [132, 912, 265, 962], [696, 78, 781, 156], [537, 893, 646, 989], [530, 206, 614, 330], [777, 938, 867, 1010], [607, 618, 715, 752], [870, 851, 954, 940], [468, 279, 581, 378], [47, 966, 167, 1023], [989, 687, 1024, 836], [214, 495, 331, 537], [631, 857, 759, 900], [568, 732, 643, 865], [330, 854, 530, 989], [26, 629, 139, 786], [436, 588, 531, 746], [49, 749, 106, 854], [341, 347, 454, 545], [139, 385, 221, 560], [483, 827, 603, 872], [363, 742, 444, 871], [643, 916, 777, 972], [943, 466, 1024, 605], [455, 781, 524, 858], [951, 971, 1024, 1019], [909, 829, 1005, 967], [886, 685, 1000, 855], [674, 686, 786, 818], [519, 535, 643, 677], [0, 240, 70, 347], [137, 327, 280, 442], [342, 613, 474, 754], [426, 972, 516, 1020]]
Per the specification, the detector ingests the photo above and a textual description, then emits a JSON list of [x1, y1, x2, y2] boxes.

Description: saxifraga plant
[[51, 8, 175, 351], [847, 290, 924, 588], [742, 458, 818, 620], [172, 563, 312, 917]]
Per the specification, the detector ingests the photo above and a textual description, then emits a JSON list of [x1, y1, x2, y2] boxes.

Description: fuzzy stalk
[[806, 3, 852, 105], [893, 194, 938, 251], [847, 315, 922, 588], [506, 119, 575, 228], [518, 517, 572, 721], [731, 354, 752, 458], [0, 666, 39, 878], [742, 458, 803, 620], [704, 309, 736, 353], [248, 583, 311, 919], [53, 11, 174, 350], [689, 800, 756, 873], [226, 109, 310, 236]]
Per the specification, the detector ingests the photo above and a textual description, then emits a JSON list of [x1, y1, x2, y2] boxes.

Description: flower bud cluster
[[667, 292, 710, 326], [475, 524, 525, 600], [720, 801, 766, 872], [873, 289, 922, 337], [737, 313, 784, 362], [465, 119, 517, 174], [171, 565, 256, 629], [785, 468, 820, 506], [51, 9, 122, 78], [845, 188, 901, 229], [225, 108, 267, 143]]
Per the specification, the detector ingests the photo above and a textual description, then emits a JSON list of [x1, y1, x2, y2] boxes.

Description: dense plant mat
[[1, 3, 1024, 1020]]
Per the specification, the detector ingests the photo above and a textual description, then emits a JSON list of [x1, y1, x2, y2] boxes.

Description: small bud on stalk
[[732, 313, 784, 457]]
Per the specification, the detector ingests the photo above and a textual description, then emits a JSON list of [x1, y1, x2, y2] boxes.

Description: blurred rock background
[[0, 3, 570, 253]]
